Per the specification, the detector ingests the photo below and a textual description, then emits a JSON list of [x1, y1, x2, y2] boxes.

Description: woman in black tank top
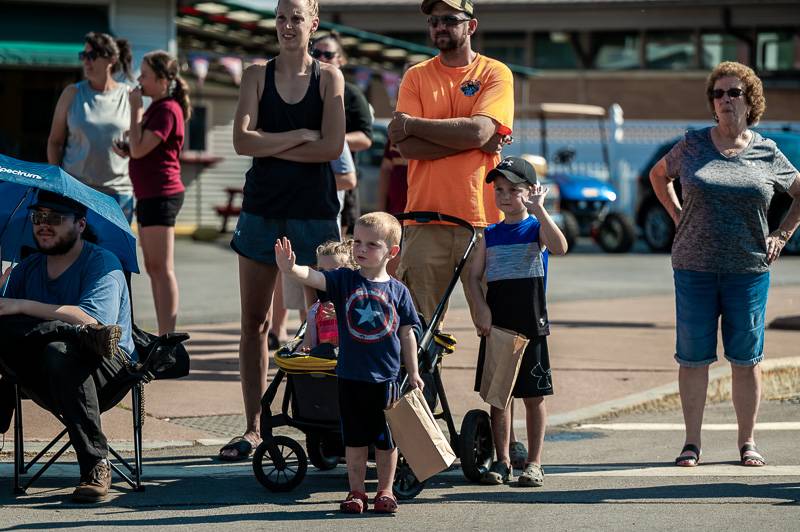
[[223, 0, 345, 461]]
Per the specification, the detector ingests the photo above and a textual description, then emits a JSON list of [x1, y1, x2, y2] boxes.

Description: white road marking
[[575, 422, 800, 431]]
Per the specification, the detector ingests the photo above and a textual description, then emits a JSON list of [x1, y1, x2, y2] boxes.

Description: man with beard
[[0, 190, 134, 503], [388, 0, 514, 322]]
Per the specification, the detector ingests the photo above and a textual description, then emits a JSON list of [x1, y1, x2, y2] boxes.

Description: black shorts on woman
[[230, 59, 340, 266]]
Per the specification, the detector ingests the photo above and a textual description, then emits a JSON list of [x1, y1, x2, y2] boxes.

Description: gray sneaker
[[509, 441, 528, 470], [518, 462, 544, 487], [480, 461, 512, 485]]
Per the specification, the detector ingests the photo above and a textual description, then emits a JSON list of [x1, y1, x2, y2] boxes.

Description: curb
[[547, 356, 800, 427]]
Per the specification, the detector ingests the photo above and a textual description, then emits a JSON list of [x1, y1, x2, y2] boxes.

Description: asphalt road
[[1, 399, 798, 530]]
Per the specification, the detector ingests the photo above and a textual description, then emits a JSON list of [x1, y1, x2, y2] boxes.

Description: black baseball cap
[[29, 190, 88, 217], [485, 156, 538, 186]]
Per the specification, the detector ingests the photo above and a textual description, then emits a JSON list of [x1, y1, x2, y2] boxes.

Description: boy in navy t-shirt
[[275, 211, 422, 515]]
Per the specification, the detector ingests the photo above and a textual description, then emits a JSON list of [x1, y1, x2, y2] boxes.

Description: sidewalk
[[5, 285, 799, 448]]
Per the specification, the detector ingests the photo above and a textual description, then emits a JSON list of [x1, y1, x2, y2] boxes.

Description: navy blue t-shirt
[[322, 268, 420, 383], [5, 241, 135, 360]]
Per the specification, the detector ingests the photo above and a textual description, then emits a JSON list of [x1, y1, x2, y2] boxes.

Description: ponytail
[[114, 38, 133, 81], [172, 75, 192, 122], [142, 50, 192, 121]]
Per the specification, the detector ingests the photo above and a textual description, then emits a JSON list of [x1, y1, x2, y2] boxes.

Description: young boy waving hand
[[275, 212, 423, 514]]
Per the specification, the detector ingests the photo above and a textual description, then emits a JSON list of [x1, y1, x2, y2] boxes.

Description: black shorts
[[340, 187, 360, 233], [338, 377, 399, 450], [474, 335, 553, 398], [135, 192, 184, 227]]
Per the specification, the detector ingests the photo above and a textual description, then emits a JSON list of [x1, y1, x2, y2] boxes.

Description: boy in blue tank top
[[275, 212, 423, 514], [467, 156, 568, 487]]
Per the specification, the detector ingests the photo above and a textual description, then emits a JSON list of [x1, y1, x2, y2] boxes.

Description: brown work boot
[[77, 324, 122, 362], [71, 459, 112, 503]]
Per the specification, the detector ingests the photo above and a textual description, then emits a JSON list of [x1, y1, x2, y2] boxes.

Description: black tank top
[[241, 59, 338, 219]]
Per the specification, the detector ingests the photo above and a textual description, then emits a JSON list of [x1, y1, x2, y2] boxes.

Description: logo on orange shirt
[[460, 79, 481, 96]]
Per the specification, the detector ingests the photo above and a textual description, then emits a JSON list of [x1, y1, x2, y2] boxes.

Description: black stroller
[[252, 212, 495, 499]]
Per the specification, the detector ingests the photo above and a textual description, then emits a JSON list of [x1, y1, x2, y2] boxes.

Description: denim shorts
[[673, 269, 770, 368], [230, 212, 340, 266]]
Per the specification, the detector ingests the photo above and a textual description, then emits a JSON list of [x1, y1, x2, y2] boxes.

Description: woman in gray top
[[650, 61, 800, 468], [47, 32, 135, 223]]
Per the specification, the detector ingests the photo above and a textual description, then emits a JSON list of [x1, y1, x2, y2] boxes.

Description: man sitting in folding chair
[[0, 191, 134, 503]]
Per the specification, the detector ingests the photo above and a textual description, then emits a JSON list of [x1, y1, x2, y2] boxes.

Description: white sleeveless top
[[62, 80, 132, 195]]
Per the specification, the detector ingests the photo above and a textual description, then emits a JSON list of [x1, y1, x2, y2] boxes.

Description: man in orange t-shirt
[[388, 0, 514, 323]]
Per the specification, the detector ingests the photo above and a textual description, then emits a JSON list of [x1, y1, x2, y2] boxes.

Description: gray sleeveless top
[[62, 80, 132, 195]]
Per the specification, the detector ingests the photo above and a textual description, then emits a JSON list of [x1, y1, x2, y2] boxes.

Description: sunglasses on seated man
[[427, 14, 472, 27], [30, 211, 78, 226], [311, 49, 337, 60]]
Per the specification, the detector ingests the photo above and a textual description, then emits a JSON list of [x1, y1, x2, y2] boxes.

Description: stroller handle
[[392, 211, 476, 239]]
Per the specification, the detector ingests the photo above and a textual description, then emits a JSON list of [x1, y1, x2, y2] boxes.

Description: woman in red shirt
[[125, 51, 190, 335]]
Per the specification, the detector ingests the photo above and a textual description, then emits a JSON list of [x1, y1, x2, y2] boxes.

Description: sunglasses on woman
[[30, 211, 76, 226], [427, 15, 472, 27], [311, 49, 337, 60], [711, 88, 744, 99], [78, 50, 101, 61]]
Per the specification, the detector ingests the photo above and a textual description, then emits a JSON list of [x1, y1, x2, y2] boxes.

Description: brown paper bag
[[479, 326, 529, 409], [384, 387, 456, 482]]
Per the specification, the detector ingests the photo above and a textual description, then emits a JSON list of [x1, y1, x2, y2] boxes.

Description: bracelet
[[773, 229, 791, 242], [402, 118, 409, 137]]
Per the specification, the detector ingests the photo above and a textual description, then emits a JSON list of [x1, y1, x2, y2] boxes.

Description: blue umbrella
[[0, 154, 139, 273]]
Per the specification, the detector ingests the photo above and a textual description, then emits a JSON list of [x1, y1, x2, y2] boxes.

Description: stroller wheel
[[393, 452, 426, 500], [252, 435, 308, 492], [306, 432, 341, 471], [459, 409, 494, 482]]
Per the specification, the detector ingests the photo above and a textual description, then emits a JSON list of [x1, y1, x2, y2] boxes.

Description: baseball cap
[[420, 0, 474, 16], [29, 190, 88, 217], [485, 156, 538, 186]]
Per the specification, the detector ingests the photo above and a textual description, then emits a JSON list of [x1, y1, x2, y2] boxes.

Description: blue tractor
[[529, 103, 636, 253]]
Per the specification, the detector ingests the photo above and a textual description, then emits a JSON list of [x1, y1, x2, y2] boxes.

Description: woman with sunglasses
[[47, 32, 135, 223], [650, 61, 800, 469], [223, 0, 345, 462], [310, 31, 373, 236]]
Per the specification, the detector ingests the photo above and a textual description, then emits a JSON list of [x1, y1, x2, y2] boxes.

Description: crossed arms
[[233, 63, 346, 162], [388, 113, 506, 161]]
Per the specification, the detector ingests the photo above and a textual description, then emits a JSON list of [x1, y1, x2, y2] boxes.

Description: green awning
[[0, 41, 83, 67], [0, 3, 108, 67]]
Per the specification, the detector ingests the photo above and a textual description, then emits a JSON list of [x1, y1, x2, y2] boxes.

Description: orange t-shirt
[[396, 54, 514, 227]]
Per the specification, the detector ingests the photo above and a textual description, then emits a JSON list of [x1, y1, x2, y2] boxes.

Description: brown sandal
[[340, 490, 369, 514], [373, 490, 398, 514]]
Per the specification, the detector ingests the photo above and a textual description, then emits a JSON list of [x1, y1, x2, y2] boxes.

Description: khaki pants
[[397, 224, 484, 326]]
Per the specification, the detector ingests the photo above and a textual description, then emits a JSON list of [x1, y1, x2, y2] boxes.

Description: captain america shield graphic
[[345, 287, 399, 343]]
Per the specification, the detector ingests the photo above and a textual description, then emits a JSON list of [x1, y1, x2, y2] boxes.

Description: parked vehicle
[[525, 103, 635, 253], [635, 127, 800, 255]]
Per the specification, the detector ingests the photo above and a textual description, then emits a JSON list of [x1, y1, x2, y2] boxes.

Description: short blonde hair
[[277, 0, 319, 17], [316, 239, 357, 269], [355, 212, 402, 248], [706, 61, 766, 126]]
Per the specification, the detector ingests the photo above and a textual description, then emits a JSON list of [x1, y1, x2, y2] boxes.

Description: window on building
[[701, 34, 739, 69], [757, 31, 796, 71], [533, 32, 578, 69], [646, 32, 695, 70], [187, 105, 207, 151], [482, 32, 526, 65], [594, 32, 640, 70]]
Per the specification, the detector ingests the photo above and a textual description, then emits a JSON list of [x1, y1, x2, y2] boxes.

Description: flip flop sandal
[[373, 491, 398, 514], [740, 443, 766, 467], [218, 436, 255, 461], [675, 443, 701, 467], [340, 490, 369, 514]]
